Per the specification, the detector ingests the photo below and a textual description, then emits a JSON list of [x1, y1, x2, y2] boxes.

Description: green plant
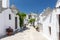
[[29, 18, 35, 23], [29, 18, 35, 26], [36, 27, 40, 32], [17, 12, 26, 27]]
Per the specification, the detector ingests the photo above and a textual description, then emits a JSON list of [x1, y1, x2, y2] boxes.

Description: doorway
[[49, 27, 51, 35], [15, 17, 17, 29], [59, 15, 60, 40]]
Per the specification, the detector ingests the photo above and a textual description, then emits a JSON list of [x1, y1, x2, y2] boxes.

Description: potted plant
[[36, 27, 40, 32], [6, 27, 13, 36]]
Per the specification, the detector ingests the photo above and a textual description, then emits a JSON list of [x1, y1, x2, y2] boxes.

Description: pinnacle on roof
[[56, 0, 60, 8], [11, 5, 16, 9]]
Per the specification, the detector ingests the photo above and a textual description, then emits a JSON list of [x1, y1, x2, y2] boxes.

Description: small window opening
[[9, 14, 11, 20], [49, 27, 51, 35]]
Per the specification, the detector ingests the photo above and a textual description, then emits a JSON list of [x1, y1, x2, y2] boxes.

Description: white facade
[[39, 0, 60, 40], [0, 9, 20, 37], [0, 0, 20, 37], [41, 9, 59, 40]]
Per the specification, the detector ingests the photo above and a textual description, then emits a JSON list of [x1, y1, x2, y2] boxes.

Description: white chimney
[[2, 0, 9, 8]]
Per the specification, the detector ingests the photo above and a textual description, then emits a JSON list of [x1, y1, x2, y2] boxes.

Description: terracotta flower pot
[[7, 32, 13, 36], [36, 27, 40, 32], [6, 27, 13, 36]]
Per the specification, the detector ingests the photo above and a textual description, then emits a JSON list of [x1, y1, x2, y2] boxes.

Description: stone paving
[[0, 26, 48, 40]]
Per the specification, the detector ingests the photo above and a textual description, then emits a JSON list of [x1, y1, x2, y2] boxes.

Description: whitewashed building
[[24, 12, 38, 26], [39, 0, 60, 40], [0, 0, 20, 37]]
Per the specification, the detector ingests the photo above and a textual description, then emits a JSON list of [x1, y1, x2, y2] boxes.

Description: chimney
[[2, 0, 10, 8]]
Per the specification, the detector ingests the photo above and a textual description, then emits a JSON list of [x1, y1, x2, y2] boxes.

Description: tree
[[17, 12, 26, 27], [29, 18, 35, 26]]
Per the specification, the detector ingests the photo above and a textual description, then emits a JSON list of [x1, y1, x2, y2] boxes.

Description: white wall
[[42, 9, 59, 40], [43, 14, 51, 39], [50, 10, 58, 40], [0, 9, 20, 37], [0, 14, 6, 36], [51, 8, 60, 40]]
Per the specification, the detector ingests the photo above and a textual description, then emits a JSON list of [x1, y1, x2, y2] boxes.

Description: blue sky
[[10, 0, 57, 14]]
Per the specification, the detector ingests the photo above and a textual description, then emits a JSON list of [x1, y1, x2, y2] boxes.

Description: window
[[49, 27, 51, 35], [9, 14, 11, 20]]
